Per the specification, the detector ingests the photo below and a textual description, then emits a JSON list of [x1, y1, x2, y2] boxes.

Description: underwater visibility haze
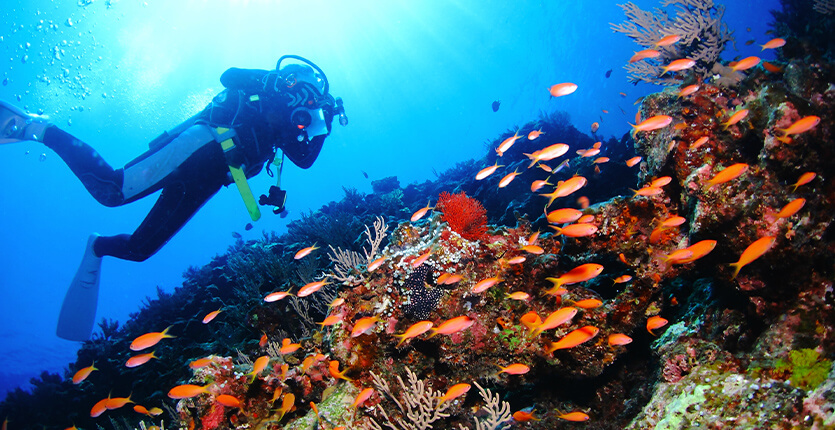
[[1, 0, 834, 428]]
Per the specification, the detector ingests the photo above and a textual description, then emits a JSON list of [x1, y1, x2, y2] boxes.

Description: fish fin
[[729, 262, 742, 279]]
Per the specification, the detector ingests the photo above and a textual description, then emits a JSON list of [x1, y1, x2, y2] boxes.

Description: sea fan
[[436, 191, 488, 241]]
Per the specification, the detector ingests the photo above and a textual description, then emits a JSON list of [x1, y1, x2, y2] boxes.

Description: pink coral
[[201, 403, 226, 430]]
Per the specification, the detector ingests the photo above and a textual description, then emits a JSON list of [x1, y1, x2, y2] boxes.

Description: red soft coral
[[436, 191, 488, 241], [201, 403, 226, 430]]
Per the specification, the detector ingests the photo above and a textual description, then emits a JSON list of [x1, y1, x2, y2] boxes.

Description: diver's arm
[[219, 68, 269, 92]]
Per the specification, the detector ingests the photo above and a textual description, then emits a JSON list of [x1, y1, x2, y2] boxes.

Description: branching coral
[[436, 192, 488, 241], [611, 0, 733, 85], [368, 367, 451, 430]]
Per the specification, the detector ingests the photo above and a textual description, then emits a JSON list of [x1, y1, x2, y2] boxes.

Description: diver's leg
[[92, 143, 227, 262], [0, 100, 49, 144]]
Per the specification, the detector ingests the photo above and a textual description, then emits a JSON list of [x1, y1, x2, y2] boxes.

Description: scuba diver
[[0, 55, 348, 341]]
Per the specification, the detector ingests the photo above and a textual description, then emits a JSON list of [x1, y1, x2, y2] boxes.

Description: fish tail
[[394, 335, 406, 347], [729, 262, 742, 279], [161, 325, 177, 339], [551, 226, 563, 236]]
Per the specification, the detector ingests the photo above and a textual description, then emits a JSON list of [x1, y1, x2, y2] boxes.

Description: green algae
[[653, 384, 708, 430], [775, 348, 832, 391]]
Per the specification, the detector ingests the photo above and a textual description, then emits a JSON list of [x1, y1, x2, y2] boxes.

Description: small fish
[[476, 161, 504, 180], [590, 122, 599, 133], [706, 163, 749, 189], [545, 326, 599, 353], [650, 176, 673, 188], [506, 291, 530, 301], [528, 230, 540, 245], [521, 244, 544, 254], [498, 363, 530, 375], [731, 56, 761, 71], [631, 115, 673, 133], [361, 170, 369, 179], [526, 144, 569, 167], [168, 384, 210, 399], [558, 411, 590, 422], [126, 351, 157, 368], [745, 39, 755, 45], [674, 122, 687, 130], [775, 198, 805, 218], [472, 277, 503, 293], [106, 394, 134, 410], [608, 333, 633, 346], [513, 410, 541, 422], [318, 315, 342, 327], [367, 256, 387, 272], [626, 156, 642, 167], [576, 214, 594, 224], [498, 169, 521, 188], [722, 109, 749, 129], [629, 49, 661, 63], [791, 172, 816, 191], [533, 307, 579, 337], [244, 222, 253, 231], [351, 387, 375, 408], [505, 256, 527, 265], [677, 84, 700, 98], [189, 357, 214, 369], [329, 360, 353, 381], [429, 316, 475, 337], [762, 61, 783, 73], [548, 82, 578, 97], [593, 157, 609, 164], [540, 176, 588, 206], [661, 58, 696, 75], [294, 243, 319, 260], [72, 362, 98, 384], [605, 69, 612, 78], [134, 404, 152, 415], [613, 275, 632, 284], [778, 116, 820, 136], [411, 201, 434, 222], [411, 249, 432, 268], [730, 236, 776, 278], [394, 321, 434, 346], [351, 316, 380, 337], [279, 338, 301, 355], [760, 38, 786, 50], [202, 309, 222, 324], [247, 356, 270, 379], [690, 136, 709, 150], [527, 128, 545, 140], [277, 393, 296, 422], [676, 240, 718, 264], [130, 326, 175, 351], [579, 147, 601, 158], [530, 178, 552, 192], [646, 316, 668, 335], [439, 273, 464, 285], [632, 186, 664, 197], [91, 397, 110, 417], [264, 289, 293, 302], [546, 208, 583, 224], [619, 92, 627, 97], [618, 253, 629, 264], [663, 249, 694, 264], [440, 383, 471, 404], [519, 312, 543, 333], [572, 298, 603, 309], [654, 34, 681, 46], [216, 394, 242, 408], [496, 131, 523, 156], [297, 279, 330, 297], [549, 223, 598, 238], [492, 100, 501, 112], [659, 215, 686, 228], [147, 407, 163, 416]]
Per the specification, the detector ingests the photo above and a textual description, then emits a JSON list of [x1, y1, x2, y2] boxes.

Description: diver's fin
[[57, 234, 102, 341], [0, 100, 48, 144]]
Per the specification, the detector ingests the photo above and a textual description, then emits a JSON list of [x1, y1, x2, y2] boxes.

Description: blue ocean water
[[0, 0, 779, 400]]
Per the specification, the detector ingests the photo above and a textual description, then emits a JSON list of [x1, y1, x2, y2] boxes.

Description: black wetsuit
[[41, 68, 327, 261]]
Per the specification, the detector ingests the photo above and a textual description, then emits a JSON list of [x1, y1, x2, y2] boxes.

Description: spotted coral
[[436, 191, 488, 241]]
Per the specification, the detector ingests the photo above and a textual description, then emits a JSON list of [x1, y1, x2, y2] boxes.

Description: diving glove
[[0, 100, 49, 144]]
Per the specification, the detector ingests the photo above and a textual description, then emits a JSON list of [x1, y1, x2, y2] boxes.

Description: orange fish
[[216, 394, 242, 408], [130, 326, 175, 351], [723, 109, 749, 129], [762, 61, 783, 73], [168, 384, 210, 399], [91, 397, 110, 417], [277, 392, 296, 422], [646, 316, 668, 335], [530, 178, 552, 192], [690, 135, 709, 150], [525, 143, 569, 167], [527, 128, 545, 140], [318, 314, 342, 327], [430, 316, 475, 337], [498, 363, 530, 375], [677, 84, 700, 98], [546, 326, 599, 353], [650, 176, 672, 188], [440, 383, 471, 404], [472, 276, 503, 293], [367, 256, 387, 272], [126, 351, 157, 368], [513, 410, 541, 422], [593, 157, 609, 164], [410, 201, 434, 222], [506, 291, 530, 301], [608, 333, 633, 346], [546, 208, 583, 224], [439, 273, 464, 285], [394, 321, 434, 346], [106, 394, 134, 410], [654, 34, 681, 46], [663, 249, 694, 264], [351, 316, 380, 337], [590, 122, 599, 133], [631, 186, 664, 198], [293, 243, 319, 260], [259, 333, 269, 347], [528, 230, 540, 245], [521, 245, 544, 254], [549, 82, 578, 97], [496, 131, 523, 156], [579, 148, 601, 158], [202, 309, 222, 324], [134, 404, 152, 415], [618, 253, 629, 264], [572, 298, 603, 309], [279, 338, 301, 355], [351, 387, 375, 408], [626, 156, 642, 167], [505, 256, 526, 266], [550, 223, 598, 237], [411, 249, 432, 268], [297, 279, 330, 297], [577, 196, 590, 209], [676, 240, 717, 264], [329, 360, 353, 381], [247, 356, 270, 380], [775, 198, 805, 218], [706, 163, 748, 189], [519, 312, 543, 333], [147, 407, 163, 416], [660, 215, 686, 228], [661, 58, 696, 74], [558, 411, 590, 422], [631, 115, 673, 133], [541, 176, 588, 206], [264, 289, 293, 302], [731, 56, 761, 71], [760, 38, 786, 50], [189, 357, 214, 369], [778, 116, 820, 136], [498, 169, 521, 188], [613, 275, 632, 284], [730, 236, 776, 278], [533, 307, 579, 336], [72, 362, 97, 384], [791, 172, 816, 191], [674, 122, 687, 131], [629, 48, 661, 63]]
